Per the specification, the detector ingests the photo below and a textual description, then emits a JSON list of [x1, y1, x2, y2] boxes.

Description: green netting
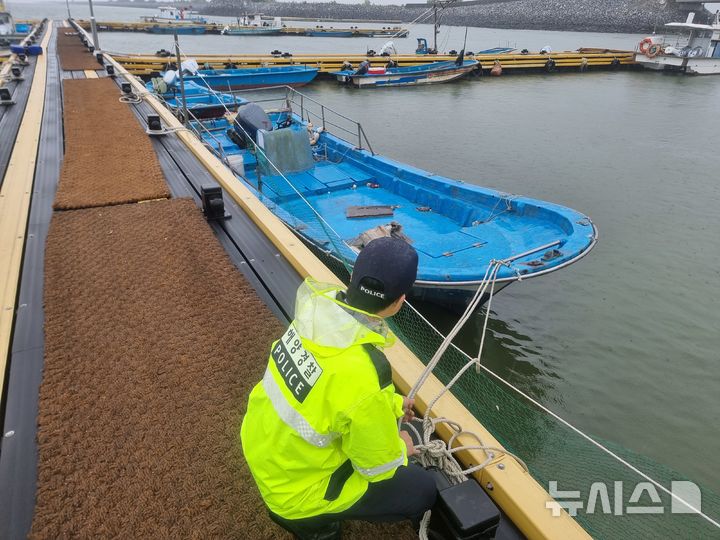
[[302, 241, 720, 539]]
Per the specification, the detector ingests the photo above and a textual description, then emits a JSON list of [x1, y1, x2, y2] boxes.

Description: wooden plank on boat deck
[[0, 22, 51, 427], [83, 69, 98, 79]]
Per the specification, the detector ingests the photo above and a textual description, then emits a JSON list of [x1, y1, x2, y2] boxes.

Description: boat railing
[[285, 87, 375, 155], [207, 85, 375, 154], [185, 108, 230, 164]]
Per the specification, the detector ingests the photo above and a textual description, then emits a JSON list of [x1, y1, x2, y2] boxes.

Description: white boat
[[634, 11, 720, 75], [0, 2, 15, 37], [141, 6, 208, 25]]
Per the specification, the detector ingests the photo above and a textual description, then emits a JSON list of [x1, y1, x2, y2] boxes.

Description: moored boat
[[146, 79, 247, 119], [331, 58, 479, 88], [222, 25, 281, 36], [305, 28, 354, 38], [147, 24, 206, 35], [634, 11, 720, 75], [186, 88, 597, 305], [178, 65, 319, 90], [141, 6, 208, 24]]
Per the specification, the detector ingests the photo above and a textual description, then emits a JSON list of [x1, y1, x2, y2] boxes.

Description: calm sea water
[[11, 2, 720, 494]]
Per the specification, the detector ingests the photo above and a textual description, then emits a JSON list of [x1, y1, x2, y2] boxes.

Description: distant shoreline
[[96, 0, 707, 34]]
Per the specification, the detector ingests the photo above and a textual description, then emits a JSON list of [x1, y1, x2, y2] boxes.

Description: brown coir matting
[[32, 198, 414, 539], [56, 31, 102, 71], [54, 78, 170, 210]]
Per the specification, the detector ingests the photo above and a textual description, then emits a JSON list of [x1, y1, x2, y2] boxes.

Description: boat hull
[[147, 25, 206, 35], [634, 53, 720, 75], [305, 31, 354, 38], [333, 60, 479, 88], [223, 28, 281, 36], [186, 67, 319, 90]]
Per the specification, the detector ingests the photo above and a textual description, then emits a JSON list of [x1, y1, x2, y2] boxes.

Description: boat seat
[[392, 178, 478, 227]]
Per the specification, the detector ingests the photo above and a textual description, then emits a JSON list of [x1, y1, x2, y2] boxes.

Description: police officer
[[241, 237, 436, 539]]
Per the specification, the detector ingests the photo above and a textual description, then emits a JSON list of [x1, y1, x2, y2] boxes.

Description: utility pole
[[87, 0, 100, 51], [433, 1, 438, 53], [174, 32, 189, 127]]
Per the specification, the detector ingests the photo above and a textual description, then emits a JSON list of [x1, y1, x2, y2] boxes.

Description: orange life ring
[[647, 44, 662, 58], [639, 37, 653, 54]]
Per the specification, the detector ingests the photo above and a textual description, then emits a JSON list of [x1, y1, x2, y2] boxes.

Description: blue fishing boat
[[331, 59, 479, 88], [146, 80, 247, 119], [305, 30, 354, 37], [177, 65, 319, 90], [147, 24, 206, 35], [221, 25, 281, 36], [186, 88, 597, 305]]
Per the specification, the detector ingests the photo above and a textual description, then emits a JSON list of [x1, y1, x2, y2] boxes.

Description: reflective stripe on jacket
[[240, 278, 407, 519]]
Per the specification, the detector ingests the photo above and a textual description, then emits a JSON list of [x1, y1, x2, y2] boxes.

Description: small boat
[[179, 65, 319, 90], [305, 29, 354, 38], [634, 11, 720, 75], [141, 6, 207, 24], [331, 58, 479, 88], [222, 25, 281, 36], [147, 24, 206, 35], [185, 89, 597, 305], [146, 79, 247, 119]]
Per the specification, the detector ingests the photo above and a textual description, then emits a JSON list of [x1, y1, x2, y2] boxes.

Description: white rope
[[403, 259, 529, 489]]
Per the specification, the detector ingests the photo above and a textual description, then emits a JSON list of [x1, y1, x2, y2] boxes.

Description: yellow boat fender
[[490, 60, 502, 76], [579, 57, 588, 72]]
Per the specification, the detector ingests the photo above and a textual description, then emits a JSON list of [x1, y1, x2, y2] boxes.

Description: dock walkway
[[0, 22, 415, 539]]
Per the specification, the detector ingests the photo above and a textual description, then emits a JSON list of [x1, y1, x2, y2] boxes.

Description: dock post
[[87, 0, 100, 51], [174, 32, 189, 127]]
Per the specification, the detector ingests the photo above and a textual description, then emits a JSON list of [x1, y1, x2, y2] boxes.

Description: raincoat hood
[[294, 278, 395, 354]]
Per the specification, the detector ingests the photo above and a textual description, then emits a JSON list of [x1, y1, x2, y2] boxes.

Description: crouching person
[[241, 237, 436, 539]]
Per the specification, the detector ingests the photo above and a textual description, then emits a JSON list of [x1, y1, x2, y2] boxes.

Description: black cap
[[346, 237, 418, 313]]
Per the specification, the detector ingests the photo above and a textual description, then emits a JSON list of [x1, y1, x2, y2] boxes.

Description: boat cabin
[[660, 12, 720, 59], [0, 10, 15, 36]]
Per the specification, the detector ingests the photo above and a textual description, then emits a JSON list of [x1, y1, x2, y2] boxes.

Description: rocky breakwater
[[202, 0, 708, 34]]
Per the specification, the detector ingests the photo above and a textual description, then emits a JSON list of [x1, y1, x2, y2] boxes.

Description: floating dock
[[0, 18, 591, 540], [75, 19, 409, 38], [112, 49, 636, 77]]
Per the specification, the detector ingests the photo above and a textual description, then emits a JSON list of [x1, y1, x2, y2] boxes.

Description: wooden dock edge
[[94, 43, 590, 539], [0, 25, 51, 408]]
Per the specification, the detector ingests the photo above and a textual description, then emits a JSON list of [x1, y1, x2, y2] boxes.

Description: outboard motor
[[234, 103, 272, 142]]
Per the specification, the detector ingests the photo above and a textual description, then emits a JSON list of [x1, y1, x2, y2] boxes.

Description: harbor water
[[11, 1, 720, 497]]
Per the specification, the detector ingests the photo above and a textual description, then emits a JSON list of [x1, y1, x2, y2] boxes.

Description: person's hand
[[400, 430, 416, 456], [401, 396, 415, 423]]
